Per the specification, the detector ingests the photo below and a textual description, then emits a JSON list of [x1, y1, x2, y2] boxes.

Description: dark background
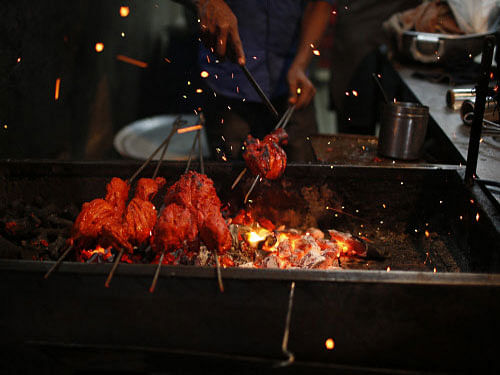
[[0, 0, 204, 160]]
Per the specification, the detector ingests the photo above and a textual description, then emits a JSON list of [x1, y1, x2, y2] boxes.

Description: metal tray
[[113, 114, 211, 160]]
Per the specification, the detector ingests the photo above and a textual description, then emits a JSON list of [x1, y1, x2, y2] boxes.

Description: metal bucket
[[378, 102, 429, 160]]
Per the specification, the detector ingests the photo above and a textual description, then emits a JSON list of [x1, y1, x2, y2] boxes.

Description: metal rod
[[244, 175, 260, 204], [231, 168, 247, 190], [197, 130, 204, 175], [276, 281, 296, 367], [241, 64, 279, 119], [214, 252, 224, 293], [184, 130, 199, 174], [372, 73, 389, 104], [149, 249, 166, 293], [128, 117, 182, 185], [43, 245, 73, 279], [152, 120, 180, 179], [465, 36, 496, 186], [104, 248, 124, 288]]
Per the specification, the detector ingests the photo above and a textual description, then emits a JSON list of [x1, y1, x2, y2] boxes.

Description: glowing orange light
[[54, 78, 61, 100], [196, 88, 203, 94], [312, 49, 320, 56], [325, 338, 335, 350], [490, 72, 494, 79], [386, 266, 391, 272], [95, 43, 104, 52], [17, 57, 21, 63], [352, 90, 358, 96], [476, 213, 480, 222], [116, 54, 148, 68], [200, 70, 209, 78], [425, 230, 430, 238], [177, 124, 203, 134], [164, 57, 172, 63], [120, 6, 130, 17]]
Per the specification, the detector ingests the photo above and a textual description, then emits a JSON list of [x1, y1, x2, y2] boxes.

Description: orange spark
[[476, 213, 480, 222], [352, 90, 358, 96], [177, 124, 202, 134], [200, 70, 209, 78], [17, 57, 21, 63], [195, 88, 203, 93], [54, 78, 61, 100], [120, 6, 130, 17], [425, 230, 430, 238], [312, 49, 320, 56], [95, 43, 104, 52], [325, 338, 335, 350], [164, 57, 172, 63], [116, 54, 148, 68]]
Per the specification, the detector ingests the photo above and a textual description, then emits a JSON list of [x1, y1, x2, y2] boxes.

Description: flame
[[247, 230, 268, 247], [79, 245, 113, 262]]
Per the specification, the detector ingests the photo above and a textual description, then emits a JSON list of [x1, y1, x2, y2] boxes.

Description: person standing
[[179, 0, 333, 161]]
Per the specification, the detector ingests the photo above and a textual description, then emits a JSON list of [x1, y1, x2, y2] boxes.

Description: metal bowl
[[400, 30, 493, 65], [113, 114, 211, 160]]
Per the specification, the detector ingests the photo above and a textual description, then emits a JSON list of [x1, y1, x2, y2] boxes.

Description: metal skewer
[[276, 281, 296, 367], [214, 251, 224, 293], [43, 244, 73, 279], [104, 248, 124, 288], [241, 64, 279, 119], [149, 249, 166, 293], [128, 116, 184, 185]]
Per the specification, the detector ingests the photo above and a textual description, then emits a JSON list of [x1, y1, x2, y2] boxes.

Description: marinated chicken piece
[[70, 178, 130, 249], [153, 171, 231, 254], [125, 177, 166, 246], [151, 203, 198, 252], [199, 209, 232, 253], [243, 128, 288, 180]]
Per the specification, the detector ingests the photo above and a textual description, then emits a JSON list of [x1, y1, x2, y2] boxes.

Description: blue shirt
[[199, 0, 333, 102]]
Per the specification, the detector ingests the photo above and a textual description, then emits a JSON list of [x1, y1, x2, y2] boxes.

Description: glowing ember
[[200, 70, 209, 78], [352, 90, 358, 96], [246, 230, 268, 247], [312, 49, 320, 56], [119, 6, 130, 17], [325, 338, 335, 350], [476, 213, 480, 222], [78, 245, 114, 263], [116, 55, 148, 68], [196, 88, 203, 94], [177, 124, 203, 134], [54, 78, 61, 100], [95, 43, 104, 52]]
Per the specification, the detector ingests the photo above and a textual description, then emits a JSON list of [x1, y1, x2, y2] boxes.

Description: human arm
[[287, 1, 333, 108]]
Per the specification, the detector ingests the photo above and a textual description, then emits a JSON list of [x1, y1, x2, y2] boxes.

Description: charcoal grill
[[0, 160, 499, 374]]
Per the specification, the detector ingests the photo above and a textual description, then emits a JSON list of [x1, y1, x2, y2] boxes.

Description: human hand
[[197, 0, 246, 65], [287, 63, 316, 109]]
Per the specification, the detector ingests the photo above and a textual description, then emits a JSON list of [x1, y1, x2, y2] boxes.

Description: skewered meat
[[151, 203, 198, 252], [152, 171, 231, 254], [243, 128, 288, 180], [70, 178, 130, 249], [125, 177, 166, 246]]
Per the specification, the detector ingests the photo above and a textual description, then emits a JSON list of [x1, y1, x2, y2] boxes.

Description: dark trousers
[[203, 94, 318, 162]]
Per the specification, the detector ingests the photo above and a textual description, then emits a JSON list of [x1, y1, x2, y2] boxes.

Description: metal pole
[[465, 35, 496, 186]]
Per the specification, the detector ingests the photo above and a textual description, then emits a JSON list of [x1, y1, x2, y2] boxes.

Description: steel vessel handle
[[409, 35, 445, 63]]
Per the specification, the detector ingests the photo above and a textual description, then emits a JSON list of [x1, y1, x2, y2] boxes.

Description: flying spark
[[177, 124, 203, 134], [95, 43, 104, 52], [54, 78, 61, 100], [200, 70, 209, 78], [116, 55, 148, 68], [119, 6, 130, 17]]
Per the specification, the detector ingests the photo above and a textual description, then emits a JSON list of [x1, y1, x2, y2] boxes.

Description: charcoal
[[48, 236, 66, 259], [0, 235, 23, 259]]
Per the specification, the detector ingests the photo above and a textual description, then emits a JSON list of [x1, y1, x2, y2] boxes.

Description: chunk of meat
[[243, 128, 288, 180], [151, 203, 198, 252], [154, 171, 231, 254]]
